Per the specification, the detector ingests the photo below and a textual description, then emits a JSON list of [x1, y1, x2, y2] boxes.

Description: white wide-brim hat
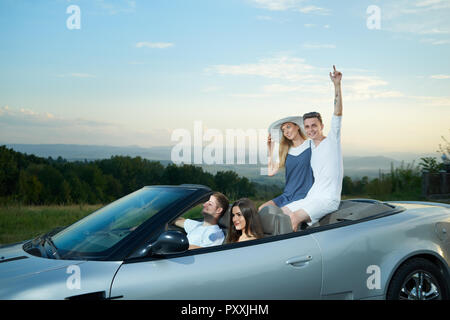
[[268, 116, 305, 142]]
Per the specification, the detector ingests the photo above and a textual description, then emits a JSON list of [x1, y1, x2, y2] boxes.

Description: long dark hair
[[226, 198, 264, 243]]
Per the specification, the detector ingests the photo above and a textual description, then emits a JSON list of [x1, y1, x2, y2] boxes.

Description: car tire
[[386, 258, 449, 300]]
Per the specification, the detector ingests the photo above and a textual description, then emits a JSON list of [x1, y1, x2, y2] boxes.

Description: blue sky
[[0, 0, 449, 158]]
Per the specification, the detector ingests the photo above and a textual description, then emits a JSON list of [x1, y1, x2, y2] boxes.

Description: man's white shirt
[[306, 114, 343, 202], [184, 219, 225, 247]]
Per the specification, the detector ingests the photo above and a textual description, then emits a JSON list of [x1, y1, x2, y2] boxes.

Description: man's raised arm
[[330, 65, 343, 116]]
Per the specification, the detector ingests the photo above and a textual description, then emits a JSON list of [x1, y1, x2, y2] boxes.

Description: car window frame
[[53, 186, 198, 258]]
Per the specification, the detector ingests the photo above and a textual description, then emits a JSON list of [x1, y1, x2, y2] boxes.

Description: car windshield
[[51, 187, 194, 257]]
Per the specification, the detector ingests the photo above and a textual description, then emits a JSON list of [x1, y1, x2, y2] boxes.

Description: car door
[[110, 233, 322, 299]]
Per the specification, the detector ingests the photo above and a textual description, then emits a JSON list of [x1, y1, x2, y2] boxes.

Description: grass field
[[0, 200, 266, 245], [0, 204, 102, 245]]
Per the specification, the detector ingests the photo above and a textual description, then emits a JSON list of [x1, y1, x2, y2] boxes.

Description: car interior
[[170, 199, 397, 243], [217, 199, 396, 237]]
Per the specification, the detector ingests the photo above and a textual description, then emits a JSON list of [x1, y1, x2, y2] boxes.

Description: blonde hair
[[278, 123, 306, 168]]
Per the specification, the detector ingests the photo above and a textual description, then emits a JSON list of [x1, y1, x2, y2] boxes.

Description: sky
[[0, 0, 449, 160]]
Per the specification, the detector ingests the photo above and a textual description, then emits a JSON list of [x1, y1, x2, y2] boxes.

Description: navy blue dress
[[272, 141, 314, 207]]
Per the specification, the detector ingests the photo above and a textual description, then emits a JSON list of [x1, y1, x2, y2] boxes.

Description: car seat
[[258, 205, 293, 236]]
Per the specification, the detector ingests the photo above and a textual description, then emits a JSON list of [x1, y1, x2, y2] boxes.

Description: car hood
[[0, 242, 85, 283]]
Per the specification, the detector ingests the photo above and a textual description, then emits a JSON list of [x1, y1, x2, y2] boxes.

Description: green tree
[[17, 170, 43, 204], [104, 174, 122, 202], [36, 165, 65, 204], [58, 179, 72, 204], [214, 171, 241, 199], [0, 146, 20, 197], [438, 129, 450, 159], [342, 176, 353, 195], [235, 176, 256, 198], [419, 157, 443, 173], [66, 171, 89, 204], [352, 176, 369, 195]]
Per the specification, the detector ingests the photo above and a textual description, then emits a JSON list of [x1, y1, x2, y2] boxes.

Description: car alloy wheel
[[387, 257, 449, 300], [399, 270, 441, 300]]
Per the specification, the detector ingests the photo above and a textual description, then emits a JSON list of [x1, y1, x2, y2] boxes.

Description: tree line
[[0, 146, 283, 205], [342, 162, 423, 200], [0, 145, 427, 206]]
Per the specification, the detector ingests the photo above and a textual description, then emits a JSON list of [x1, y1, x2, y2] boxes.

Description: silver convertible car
[[1, 184, 449, 300]]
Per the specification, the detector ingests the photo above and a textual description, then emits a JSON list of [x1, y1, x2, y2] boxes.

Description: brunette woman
[[226, 198, 264, 243]]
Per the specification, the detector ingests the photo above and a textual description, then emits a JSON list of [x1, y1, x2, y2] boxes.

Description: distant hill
[[343, 156, 403, 179], [5, 143, 172, 162], [4, 143, 428, 182]]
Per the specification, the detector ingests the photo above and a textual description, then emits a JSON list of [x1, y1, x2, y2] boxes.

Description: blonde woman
[[258, 116, 314, 212]]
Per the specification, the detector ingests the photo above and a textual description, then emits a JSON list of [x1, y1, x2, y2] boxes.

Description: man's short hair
[[303, 111, 323, 125], [212, 192, 229, 216]]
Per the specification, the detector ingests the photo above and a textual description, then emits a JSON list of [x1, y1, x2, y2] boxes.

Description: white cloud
[[208, 56, 404, 101], [430, 74, 450, 79], [94, 0, 136, 15], [344, 75, 404, 101], [0, 105, 10, 116], [419, 28, 450, 35], [0, 106, 172, 147], [382, 0, 450, 38], [421, 38, 450, 45], [415, 0, 441, 7], [262, 83, 328, 95], [304, 24, 331, 29], [249, 0, 304, 11], [411, 95, 450, 107], [415, 0, 450, 9], [248, 0, 330, 14], [207, 56, 316, 81], [0, 105, 101, 128], [136, 42, 174, 49], [385, 23, 450, 36], [298, 5, 331, 15]]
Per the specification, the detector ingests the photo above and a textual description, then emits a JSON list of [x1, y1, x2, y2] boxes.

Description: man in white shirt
[[174, 192, 229, 249], [282, 65, 344, 231]]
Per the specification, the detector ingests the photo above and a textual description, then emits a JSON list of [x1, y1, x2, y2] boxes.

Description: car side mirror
[[149, 231, 189, 256]]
